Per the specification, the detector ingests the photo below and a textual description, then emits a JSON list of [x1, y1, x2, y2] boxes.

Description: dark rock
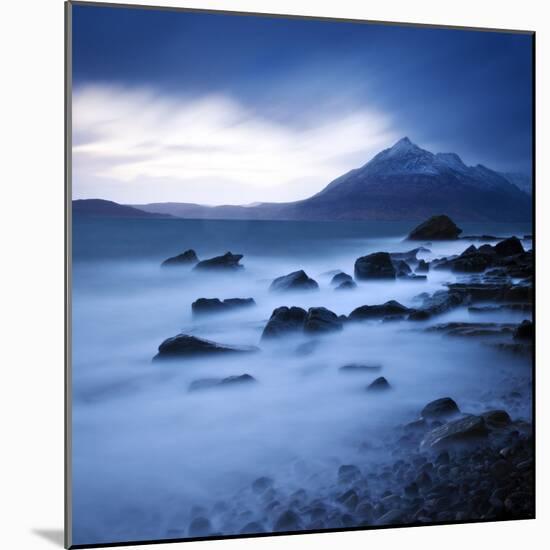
[[425, 321, 515, 338], [416, 259, 429, 273], [376, 508, 407, 525], [495, 237, 524, 257], [189, 374, 256, 392], [154, 334, 259, 360], [513, 320, 533, 341], [331, 272, 353, 285], [366, 376, 391, 392], [354, 252, 396, 280], [192, 297, 255, 315], [349, 300, 410, 321], [421, 397, 461, 420], [421, 415, 489, 450], [335, 280, 357, 290], [261, 306, 307, 339], [407, 215, 462, 241], [304, 307, 343, 334], [338, 464, 361, 483], [339, 364, 382, 373], [270, 270, 319, 292], [394, 259, 412, 277], [481, 410, 512, 427], [240, 521, 265, 534], [390, 247, 431, 262], [193, 251, 243, 271], [408, 290, 466, 320], [188, 517, 211, 537], [161, 249, 198, 267], [273, 510, 302, 532]]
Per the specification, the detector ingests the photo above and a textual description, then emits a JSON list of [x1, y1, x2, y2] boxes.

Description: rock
[[335, 280, 357, 291], [349, 300, 410, 321], [407, 215, 462, 241], [338, 464, 361, 483], [339, 364, 382, 373], [481, 410, 511, 427], [189, 374, 256, 392], [421, 397, 461, 420], [366, 376, 391, 391], [513, 320, 533, 341], [408, 290, 465, 320], [331, 272, 353, 285], [154, 334, 259, 360], [304, 307, 343, 334], [193, 251, 243, 271], [294, 339, 320, 356], [416, 259, 429, 273], [192, 297, 255, 315], [261, 306, 307, 339], [273, 509, 302, 532], [188, 517, 211, 537], [495, 237, 524, 257], [355, 252, 396, 280], [161, 249, 198, 267], [269, 270, 319, 292], [390, 247, 431, 262], [394, 259, 412, 277], [421, 415, 489, 450], [376, 509, 406, 525]]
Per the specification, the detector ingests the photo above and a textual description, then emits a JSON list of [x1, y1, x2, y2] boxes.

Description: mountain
[[72, 199, 173, 218], [500, 172, 532, 195], [134, 137, 532, 222]]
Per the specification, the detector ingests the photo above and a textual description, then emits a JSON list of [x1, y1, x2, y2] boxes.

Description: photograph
[[67, 2, 534, 547]]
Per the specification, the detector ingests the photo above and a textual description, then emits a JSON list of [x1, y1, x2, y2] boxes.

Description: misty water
[[71, 218, 532, 544]]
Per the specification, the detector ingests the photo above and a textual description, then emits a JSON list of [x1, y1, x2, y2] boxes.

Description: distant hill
[[73, 199, 173, 218], [500, 172, 532, 195], [134, 137, 532, 222]]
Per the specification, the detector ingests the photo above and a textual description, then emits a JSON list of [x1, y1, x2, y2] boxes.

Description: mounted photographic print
[[65, 2, 535, 547]]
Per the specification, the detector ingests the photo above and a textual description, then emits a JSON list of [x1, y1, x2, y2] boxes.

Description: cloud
[[72, 85, 398, 204]]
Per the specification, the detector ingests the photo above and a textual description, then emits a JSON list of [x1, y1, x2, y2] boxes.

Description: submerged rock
[[339, 364, 382, 373], [161, 249, 198, 267], [189, 374, 256, 392], [335, 280, 357, 290], [407, 215, 462, 240], [330, 272, 353, 285], [188, 517, 211, 537], [270, 270, 319, 292], [273, 509, 302, 532], [513, 320, 533, 341], [366, 376, 391, 391], [261, 306, 307, 339], [349, 300, 410, 321], [192, 297, 255, 315], [338, 464, 361, 483], [154, 334, 258, 360], [408, 290, 465, 320], [481, 410, 512, 427], [394, 259, 412, 278], [421, 397, 460, 420], [416, 259, 430, 273], [193, 251, 244, 271], [390, 247, 431, 262], [421, 415, 488, 450], [355, 252, 396, 280], [304, 307, 343, 334]]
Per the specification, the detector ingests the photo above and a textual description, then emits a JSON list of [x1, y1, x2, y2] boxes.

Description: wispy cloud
[[73, 85, 398, 204]]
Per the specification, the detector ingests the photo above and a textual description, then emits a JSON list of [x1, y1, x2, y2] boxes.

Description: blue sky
[[71, 4, 533, 204]]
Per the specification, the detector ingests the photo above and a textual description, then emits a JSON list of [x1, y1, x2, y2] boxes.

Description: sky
[[71, 4, 533, 205]]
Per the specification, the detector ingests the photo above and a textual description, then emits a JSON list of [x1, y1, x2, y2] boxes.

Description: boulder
[[161, 249, 198, 267], [270, 270, 319, 292], [338, 464, 361, 483], [495, 237, 524, 257], [416, 259, 429, 273], [421, 397, 460, 420], [188, 517, 211, 537], [193, 251, 243, 271], [192, 297, 255, 315], [261, 306, 307, 339], [408, 290, 465, 320], [304, 307, 343, 334], [407, 215, 462, 241], [393, 259, 412, 277], [154, 334, 258, 360], [481, 410, 512, 427], [273, 510, 302, 532], [355, 252, 396, 280], [331, 272, 353, 285], [420, 415, 489, 450], [513, 320, 533, 341], [366, 376, 391, 391], [390, 247, 431, 262], [349, 300, 410, 321], [335, 280, 357, 290]]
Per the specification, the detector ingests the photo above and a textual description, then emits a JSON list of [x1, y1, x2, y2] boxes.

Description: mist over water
[[71, 218, 532, 544]]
